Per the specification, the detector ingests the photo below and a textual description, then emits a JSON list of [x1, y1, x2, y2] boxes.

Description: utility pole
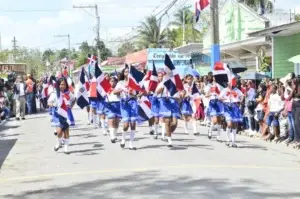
[[182, 9, 185, 45], [54, 34, 71, 75], [12, 36, 18, 62], [210, 0, 220, 70], [73, 4, 101, 63]]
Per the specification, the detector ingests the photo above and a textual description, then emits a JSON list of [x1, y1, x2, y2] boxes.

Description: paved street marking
[[1, 164, 300, 183]]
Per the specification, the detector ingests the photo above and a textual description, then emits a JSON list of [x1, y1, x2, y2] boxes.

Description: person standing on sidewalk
[[25, 74, 34, 114], [13, 76, 27, 120]]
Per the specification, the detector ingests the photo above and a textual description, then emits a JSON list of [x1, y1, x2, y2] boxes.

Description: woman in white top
[[181, 74, 198, 135], [205, 76, 224, 141], [106, 76, 121, 143], [156, 73, 181, 147], [113, 67, 139, 150], [219, 80, 244, 148]]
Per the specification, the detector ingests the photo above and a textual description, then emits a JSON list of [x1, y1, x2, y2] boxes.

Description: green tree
[[137, 16, 167, 48], [296, 14, 300, 21], [244, 0, 273, 13], [57, 48, 69, 60], [117, 42, 136, 57], [42, 49, 55, 61]]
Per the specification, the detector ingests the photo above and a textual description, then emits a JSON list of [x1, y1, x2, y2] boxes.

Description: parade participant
[[88, 74, 99, 128], [156, 76, 181, 148], [219, 78, 243, 147], [53, 77, 75, 154], [114, 67, 139, 150], [67, 80, 76, 126], [181, 74, 198, 135], [205, 76, 224, 140], [151, 72, 164, 139], [106, 76, 121, 143]]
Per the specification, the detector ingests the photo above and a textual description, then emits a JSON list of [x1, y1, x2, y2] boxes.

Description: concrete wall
[[273, 32, 300, 78]]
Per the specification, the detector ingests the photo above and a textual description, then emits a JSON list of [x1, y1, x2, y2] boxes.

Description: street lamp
[[54, 34, 71, 76]]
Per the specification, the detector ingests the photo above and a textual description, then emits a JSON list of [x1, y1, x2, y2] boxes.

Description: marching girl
[[114, 67, 139, 150], [106, 76, 121, 143], [156, 75, 181, 147], [150, 71, 164, 139], [67, 80, 76, 126], [219, 79, 244, 147], [88, 74, 99, 128], [205, 76, 224, 141], [53, 77, 75, 154], [181, 74, 198, 135]]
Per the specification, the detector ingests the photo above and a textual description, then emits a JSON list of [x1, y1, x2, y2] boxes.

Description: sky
[[0, 0, 299, 54]]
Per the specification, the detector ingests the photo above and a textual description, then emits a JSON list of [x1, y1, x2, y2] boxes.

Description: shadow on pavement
[[0, 125, 20, 132], [0, 139, 17, 169], [138, 144, 212, 151], [3, 170, 300, 199], [69, 141, 100, 147]]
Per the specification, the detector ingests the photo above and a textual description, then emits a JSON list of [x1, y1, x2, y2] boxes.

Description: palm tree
[[170, 7, 193, 27], [137, 16, 167, 48]]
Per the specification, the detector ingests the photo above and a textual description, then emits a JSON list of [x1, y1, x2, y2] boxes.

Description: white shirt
[[220, 87, 243, 103], [48, 92, 57, 107], [155, 82, 169, 97], [106, 92, 120, 102], [246, 87, 256, 101], [115, 80, 136, 99], [204, 83, 222, 100], [19, 83, 25, 96], [184, 83, 192, 98], [268, 93, 284, 112]]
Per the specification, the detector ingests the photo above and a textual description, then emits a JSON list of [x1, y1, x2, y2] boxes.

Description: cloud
[[295, 6, 300, 13]]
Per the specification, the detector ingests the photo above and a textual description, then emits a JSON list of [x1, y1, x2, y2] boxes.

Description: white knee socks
[[121, 131, 126, 144], [192, 120, 197, 134], [154, 124, 158, 135], [64, 138, 69, 152], [161, 124, 166, 138], [231, 129, 236, 144], [226, 128, 231, 142], [216, 125, 221, 139], [109, 128, 115, 140], [93, 114, 97, 127], [184, 121, 189, 133], [129, 131, 135, 148], [56, 137, 62, 148]]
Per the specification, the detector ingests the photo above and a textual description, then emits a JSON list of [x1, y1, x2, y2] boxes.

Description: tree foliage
[[296, 14, 300, 21], [117, 42, 136, 57]]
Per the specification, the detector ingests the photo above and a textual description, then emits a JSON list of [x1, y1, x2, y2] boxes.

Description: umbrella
[[227, 61, 247, 73], [288, 55, 300, 64], [240, 72, 268, 80]]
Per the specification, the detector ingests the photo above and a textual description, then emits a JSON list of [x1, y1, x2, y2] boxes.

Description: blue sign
[[146, 48, 191, 76]]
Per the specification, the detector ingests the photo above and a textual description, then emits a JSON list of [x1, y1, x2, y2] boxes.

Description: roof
[[174, 43, 203, 54], [248, 21, 300, 37]]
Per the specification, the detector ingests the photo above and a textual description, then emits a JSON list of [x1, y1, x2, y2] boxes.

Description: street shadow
[[238, 144, 268, 151], [63, 148, 104, 155], [24, 116, 47, 120], [0, 133, 23, 138], [71, 127, 95, 131], [71, 133, 96, 138], [69, 141, 100, 147], [172, 138, 195, 142], [0, 139, 17, 169], [138, 144, 212, 151], [0, 125, 20, 132], [3, 170, 300, 199]]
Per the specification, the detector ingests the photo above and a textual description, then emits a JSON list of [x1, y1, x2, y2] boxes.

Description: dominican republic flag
[[195, 0, 210, 22], [57, 93, 69, 119], [163, 54, 184, 96], [148, 61, 158, 92], [128, 64, 145, 92], [76, 67, 90, 109], [190, 82, 201, 112], [95, 63, 111, 96], [137, 96, 153, 123], [87, 54, 97, 66]]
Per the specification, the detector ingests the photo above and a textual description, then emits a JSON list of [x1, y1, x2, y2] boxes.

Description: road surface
[[0, 108, 300, 199]]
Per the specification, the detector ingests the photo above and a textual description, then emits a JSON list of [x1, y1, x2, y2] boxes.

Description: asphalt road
[[0, 108, 300, 199]]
